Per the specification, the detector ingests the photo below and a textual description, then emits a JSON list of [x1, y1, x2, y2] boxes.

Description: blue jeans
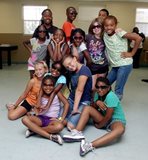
[[107, 64, 133, 100]]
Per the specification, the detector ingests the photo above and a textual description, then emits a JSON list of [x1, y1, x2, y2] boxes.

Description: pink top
[[40, 95, 61, 118]]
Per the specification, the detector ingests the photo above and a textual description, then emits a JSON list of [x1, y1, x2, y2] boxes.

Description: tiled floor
[[0, 64, 148, 160]]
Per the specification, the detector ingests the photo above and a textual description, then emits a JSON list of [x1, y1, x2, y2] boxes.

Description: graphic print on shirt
[[88, 39, 105, 65]]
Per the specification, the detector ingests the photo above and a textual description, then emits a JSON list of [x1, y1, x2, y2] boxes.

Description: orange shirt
[[62, 21, 76, 42], [26, 77, 41, 106]]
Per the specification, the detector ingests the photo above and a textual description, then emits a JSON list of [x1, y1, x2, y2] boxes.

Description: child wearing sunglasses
[[23, 24, 50, 79], [36, 62, 67, 115], [22, 75, 69, 145], [86, 17, 109, 92], [70, 28, 92, 67], [63, 77, 126, 156]]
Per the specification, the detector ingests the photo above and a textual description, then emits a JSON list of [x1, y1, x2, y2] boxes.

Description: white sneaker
[[25, 129, 35, 138], [80, 139, 94, 156], [63, 129, 85, 142], [50, 134, 63, 145]]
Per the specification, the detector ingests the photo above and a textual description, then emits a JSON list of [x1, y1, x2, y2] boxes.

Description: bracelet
[[58, 117, 63, 121]]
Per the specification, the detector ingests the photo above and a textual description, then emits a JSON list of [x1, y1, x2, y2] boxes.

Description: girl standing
[[103, 15, 142, 100], [7, 61, 48, 120], [62, 6, 78, 43], [33, 9, 57, 38], [23, 24, 50, 78], [32, 9, 58, 68], [22, 75, 69, 145], [86, 17, 108, 90]]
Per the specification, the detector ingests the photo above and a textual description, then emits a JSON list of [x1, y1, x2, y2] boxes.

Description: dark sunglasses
[[96, 85, 109, 90], [52, 65, 61, 72], [43, 83, 54, 87], [69, 12, 78, 15], [73, 36, 83, 40], [38, 30, 46, 33], [92, 25, 101, 29]]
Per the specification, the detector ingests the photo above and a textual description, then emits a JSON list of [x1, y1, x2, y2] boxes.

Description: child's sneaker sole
[[63, 135, 85, 142]]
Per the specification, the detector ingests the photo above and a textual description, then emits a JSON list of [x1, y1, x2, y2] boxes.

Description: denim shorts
[[106, 119, 126, 131], [66, 99, 90, 128]]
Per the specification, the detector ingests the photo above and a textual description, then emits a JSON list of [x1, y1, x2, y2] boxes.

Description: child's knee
[[57, 123, 64, 132], [117, 125, 125, 137], [120, 126, 125, 135], [83, 106, 91, 113], [22, 116, 29, 125], [8, 113, 18, 121]]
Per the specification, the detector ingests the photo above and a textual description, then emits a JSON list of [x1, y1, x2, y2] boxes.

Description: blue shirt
[[69, 65, 92, 103]]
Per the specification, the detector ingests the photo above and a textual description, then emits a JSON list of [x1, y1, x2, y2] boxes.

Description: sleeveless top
[[26, 77, 41, 106], [40, 95, 61, 118]]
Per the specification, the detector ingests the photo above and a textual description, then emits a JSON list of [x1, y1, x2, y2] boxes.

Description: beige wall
[[0, 0, 148, 64]]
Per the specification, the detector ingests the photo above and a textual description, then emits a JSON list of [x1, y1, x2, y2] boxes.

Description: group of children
[[6, 7, 142, 156]]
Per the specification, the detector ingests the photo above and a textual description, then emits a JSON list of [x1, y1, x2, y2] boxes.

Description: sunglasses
[[69, 12, 78, 15], [73, 36, 83, 40], [96, 85, 109, 90], [52, 65, 61, 72], [38, 30, 46, 33], [92, 25, 101, 29], [43, 83, 54, 87]]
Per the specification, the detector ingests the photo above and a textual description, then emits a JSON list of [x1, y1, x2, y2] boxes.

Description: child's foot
[[25, 129, 35, 138], [63, 129, 85, 142], [80, 139, 94, 156], [6, 103, 15, 110], [50, 134, 63, 145]]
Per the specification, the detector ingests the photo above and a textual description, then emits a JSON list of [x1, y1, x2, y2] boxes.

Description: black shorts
[[91, 65, 109, 75], [21, 100, 32, 112]]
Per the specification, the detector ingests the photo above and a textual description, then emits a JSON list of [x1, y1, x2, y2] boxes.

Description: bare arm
[[36, 88, 43, 109], [48, 43, 55, 61], [57, 91, 69, 121], [121, 32, 142, 58], [14, 79, 34, 107], [60, 42, 70, 57], [72, 75, 88, 114], [72, 45, 79, 60], [23, 40, 32, 53], [41, 84, 64, 112], [95, 107, 114, 129], [48, 38, 69, 62], [83, 50, 92, 67]]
